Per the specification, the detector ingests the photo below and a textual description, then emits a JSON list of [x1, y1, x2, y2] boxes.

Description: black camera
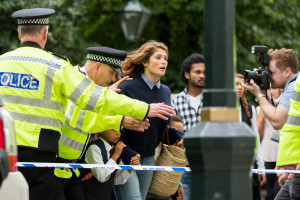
[[244, 45, 271, 90]]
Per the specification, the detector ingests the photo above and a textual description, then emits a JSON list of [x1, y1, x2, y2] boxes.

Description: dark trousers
[[53, 172, 85, 200], [146, 192, 172, 200], [82, 176, 113, 200], [275, 174, 300, 200], [265, 162, 280, 200], [253, 161, 261, 200], [18, 147, 56, 200]]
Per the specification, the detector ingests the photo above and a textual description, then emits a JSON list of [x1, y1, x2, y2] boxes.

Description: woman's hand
[[176, 185, 184, 200], [175, 139, 184, 149], [130, 154, 140, 165], [258, 174, 266, 186], [128, 154, 140, 173]]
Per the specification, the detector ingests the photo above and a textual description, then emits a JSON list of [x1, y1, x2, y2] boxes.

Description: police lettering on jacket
[[0, 72, 39, 90]]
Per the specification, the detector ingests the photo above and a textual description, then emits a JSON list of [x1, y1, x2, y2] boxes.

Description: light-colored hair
[[18, 25, 48, 39], [268, 48, 298, 73], [236, 73, 253, 126], [122, 40, 168, 78]]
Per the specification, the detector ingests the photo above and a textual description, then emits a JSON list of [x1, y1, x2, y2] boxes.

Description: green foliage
[[1, 0, 300, 98], [236, 0, 300, 73]]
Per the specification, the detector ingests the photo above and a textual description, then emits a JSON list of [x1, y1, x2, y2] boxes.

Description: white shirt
[[257, 106, 279, 162], [187, 93, 203, 113], [84, 137, 131, 185], [238, 105, 265, 170]]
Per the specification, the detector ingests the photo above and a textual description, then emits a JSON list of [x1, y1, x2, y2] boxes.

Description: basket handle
[[159, 126, 171, 155]]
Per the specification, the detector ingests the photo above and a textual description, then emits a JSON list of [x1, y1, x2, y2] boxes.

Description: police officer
[[54, 47, 150, 200], [0, 8, 174, 200]]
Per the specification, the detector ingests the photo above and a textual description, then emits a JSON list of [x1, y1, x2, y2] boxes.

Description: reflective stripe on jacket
[[55, 167, 80, 179], [58, 66, 123, 162], [0, 46, 149, 154], [59, 103, 124, 160], [56, 66, 147, 179]]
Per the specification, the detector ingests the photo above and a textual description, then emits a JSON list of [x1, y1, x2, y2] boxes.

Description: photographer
[[242, 48, 298, 130], [242, 48, 299, 199]]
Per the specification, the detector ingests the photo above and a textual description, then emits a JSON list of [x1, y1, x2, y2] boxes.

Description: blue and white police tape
[[252, 169, 300, 174], [16, 163, 300, 174], [17, 162, 191, 172]]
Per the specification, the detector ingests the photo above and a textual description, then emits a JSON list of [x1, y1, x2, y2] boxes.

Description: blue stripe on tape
[[120, 166, 134, 170], [251, 169, 300, 174], [254, 170, 264, 174], [17, 162, 192, 171], [23, 164, 36, 167], [264, 171, 281, 174], [70, 164, 84, 168], [172, 167, 185, 171]]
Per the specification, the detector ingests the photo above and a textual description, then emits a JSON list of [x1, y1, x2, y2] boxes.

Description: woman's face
[[267, 88, 282, 99], [144, 48, 168, 80], [235, 76, 245, 99]]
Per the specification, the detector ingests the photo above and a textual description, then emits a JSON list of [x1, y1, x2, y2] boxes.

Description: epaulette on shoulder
[[48, 51, 70, 63]]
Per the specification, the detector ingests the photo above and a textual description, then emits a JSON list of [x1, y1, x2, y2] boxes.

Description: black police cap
[[86, 47, 127, 74], [11, 8, 55, 25]]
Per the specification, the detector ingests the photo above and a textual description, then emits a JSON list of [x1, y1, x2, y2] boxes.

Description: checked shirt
[[171, 88, 203, 133]]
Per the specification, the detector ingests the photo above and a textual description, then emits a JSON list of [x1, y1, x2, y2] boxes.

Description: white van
[[0, 99, 29, 200]]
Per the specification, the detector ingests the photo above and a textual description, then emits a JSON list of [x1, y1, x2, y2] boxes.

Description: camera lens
[[244, 70, 261, 83]]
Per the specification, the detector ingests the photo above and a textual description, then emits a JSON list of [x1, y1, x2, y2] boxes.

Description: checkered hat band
[[17, 18, 49, 25], [87, 54, 122, 68]]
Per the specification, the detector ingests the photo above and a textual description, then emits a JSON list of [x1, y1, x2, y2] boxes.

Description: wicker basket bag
[[148, 128, 188, 196]]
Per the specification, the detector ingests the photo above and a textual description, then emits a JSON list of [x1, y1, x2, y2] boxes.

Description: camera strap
[[271, 98, 275, 106], [289, 76, 297, 84]]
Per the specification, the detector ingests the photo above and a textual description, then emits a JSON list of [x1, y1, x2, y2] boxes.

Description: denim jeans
[[180, 170, 191, 200], [275, 174, 300, 200], [114, 156, 155, 200]]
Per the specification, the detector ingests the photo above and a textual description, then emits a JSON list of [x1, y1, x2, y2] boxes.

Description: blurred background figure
[[257, 88, 282, 200], [172, 53, 205, 200], [236, 74, 266, 200]]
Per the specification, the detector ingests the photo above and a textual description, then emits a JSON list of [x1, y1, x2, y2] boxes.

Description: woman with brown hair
[[113, 40, 183, 200], [236, 73, 266, 200]]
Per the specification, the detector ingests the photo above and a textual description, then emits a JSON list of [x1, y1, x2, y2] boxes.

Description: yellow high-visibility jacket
[[55, 66, 143, 179], [0, 45, 149, 156], [277, 75, 300, 166]]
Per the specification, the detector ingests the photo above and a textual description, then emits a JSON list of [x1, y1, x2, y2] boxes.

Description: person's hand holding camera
[[241, 78, 262, 97]]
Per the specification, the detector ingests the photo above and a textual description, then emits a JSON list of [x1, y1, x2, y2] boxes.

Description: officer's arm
[[64, 101, 122, 133], [61, 67, 148, 120], [82, 111, 123, 133], [67, 103, 149, 133], [95, 89, 148, 120]]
